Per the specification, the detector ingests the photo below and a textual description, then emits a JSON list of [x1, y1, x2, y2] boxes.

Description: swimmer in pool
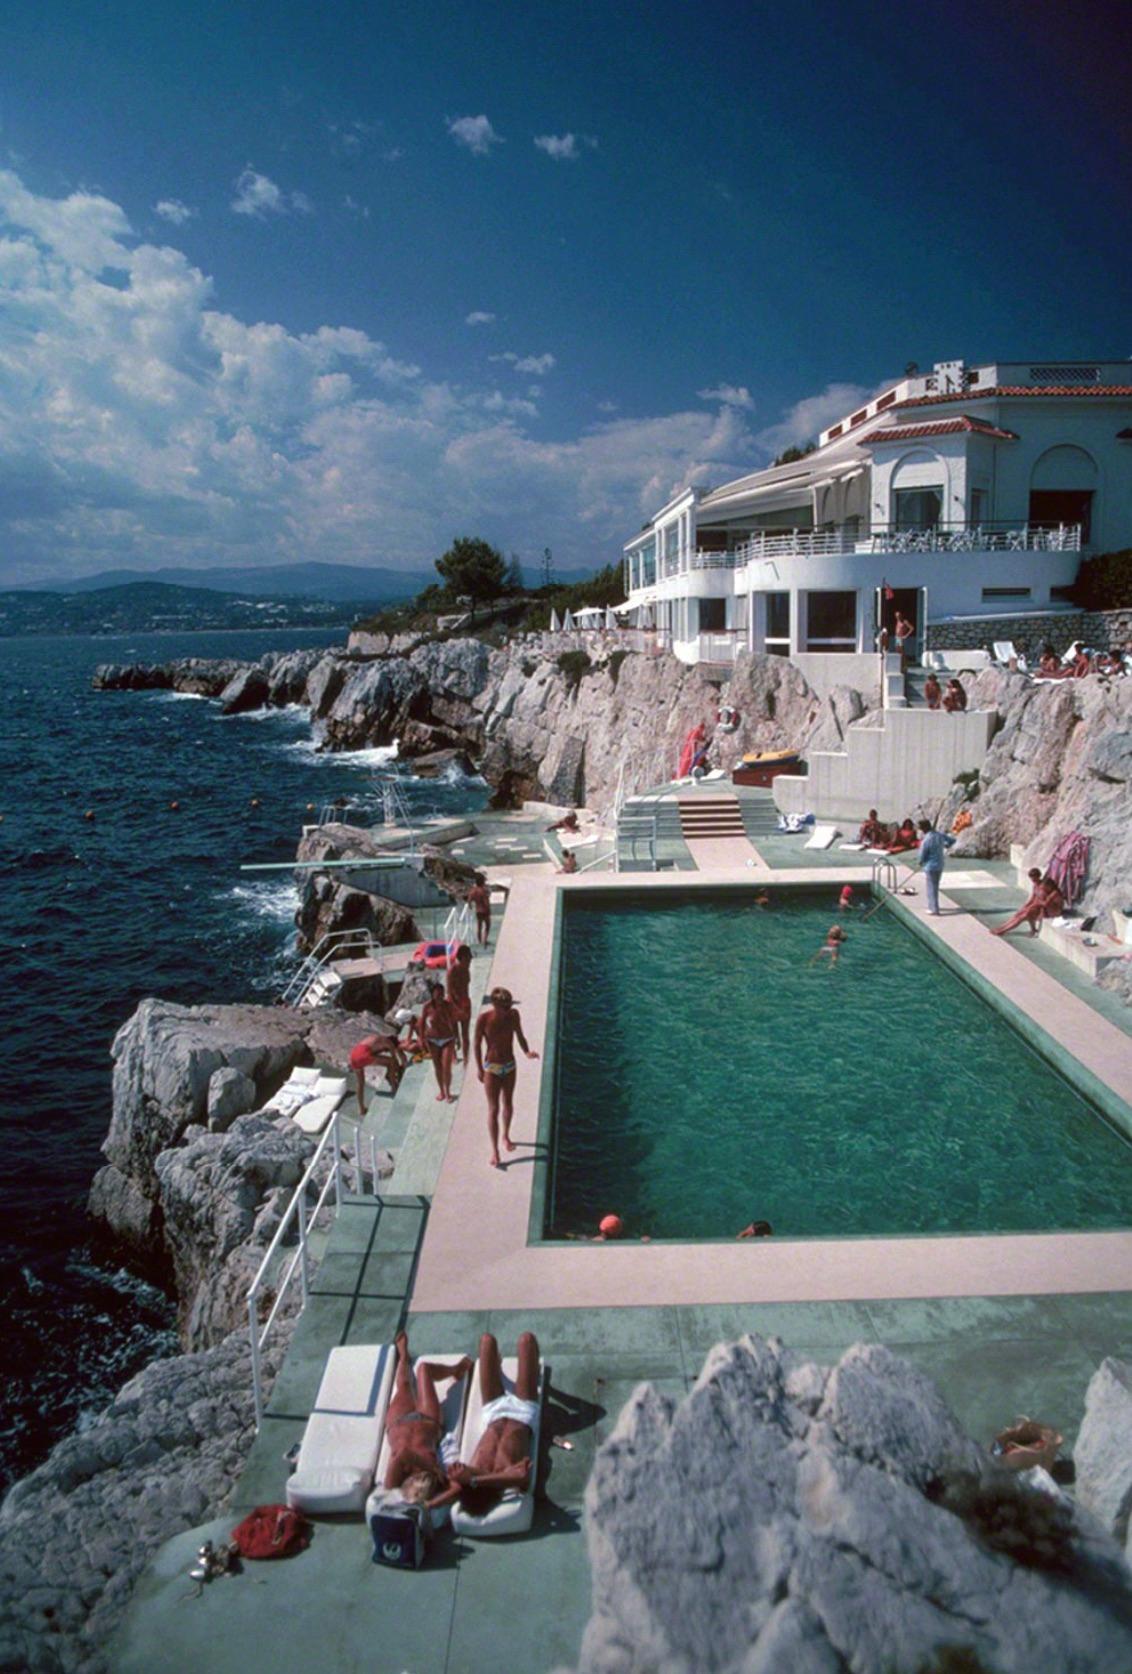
[[813, 924, 846, 966], [474, 987, 539, 1168]]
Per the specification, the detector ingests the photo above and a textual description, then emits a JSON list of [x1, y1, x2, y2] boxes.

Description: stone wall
[[926, 607, 1132, 657]]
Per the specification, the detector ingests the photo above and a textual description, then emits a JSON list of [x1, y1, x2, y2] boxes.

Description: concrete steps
[[677, 795, 747, 840]]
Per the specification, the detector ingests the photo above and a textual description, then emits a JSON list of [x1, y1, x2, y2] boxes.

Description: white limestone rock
[[1075, 1357, 1132, 1555], [573, 1335, 1132, 1674]]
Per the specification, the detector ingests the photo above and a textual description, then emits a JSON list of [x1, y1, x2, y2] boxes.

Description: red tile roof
[[861, 417, 1019, 446], [896, 385, 1132, 408]]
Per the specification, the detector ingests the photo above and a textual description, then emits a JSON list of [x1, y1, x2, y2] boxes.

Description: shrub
[[556, 650, 592, 693], [521, 658, 537, 678], [1072, 548, 1132, 610], [953, 769, 981, 801], [934, 1472, 1076, 1576], [608, 649, 629, 686]]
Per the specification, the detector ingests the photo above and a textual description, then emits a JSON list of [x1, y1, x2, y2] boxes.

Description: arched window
[[890, 449, 947, 530], [1029, 445, 1097, 540]]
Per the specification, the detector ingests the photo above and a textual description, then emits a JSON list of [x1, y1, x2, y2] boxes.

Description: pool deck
[[112, 803, 1132, 1674]]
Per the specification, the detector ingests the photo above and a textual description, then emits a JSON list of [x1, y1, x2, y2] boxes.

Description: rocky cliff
[[569, 1335, 1132, 1674]]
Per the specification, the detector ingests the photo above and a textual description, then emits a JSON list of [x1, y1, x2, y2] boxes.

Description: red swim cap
[[840, 885, 853, 899], [598, 1214, 624, 1238]]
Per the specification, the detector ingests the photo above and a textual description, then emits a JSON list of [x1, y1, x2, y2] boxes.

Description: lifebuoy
[[717, 705, 740, 733]]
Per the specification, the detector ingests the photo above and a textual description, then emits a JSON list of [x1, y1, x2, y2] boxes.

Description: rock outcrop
[[1075, 1357, 1132, 1559], [0, 1307, 298, 1674], [572, 1335, 1132, 1674]]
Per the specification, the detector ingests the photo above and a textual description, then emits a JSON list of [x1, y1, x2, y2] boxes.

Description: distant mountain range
[[0, 580, 359, 637], [6, 559, 603, 602]]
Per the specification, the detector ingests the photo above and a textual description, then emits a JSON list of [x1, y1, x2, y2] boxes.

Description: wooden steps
[[677, 795, 747, 840]]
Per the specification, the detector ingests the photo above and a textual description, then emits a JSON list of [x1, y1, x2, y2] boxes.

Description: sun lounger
[[992, 640, 1019, 665], [263, 1066, 349, 1134], [804, 824, 839, 850], [368, 1353, 470, 1530], [450, 1356, 546, 1538], [286, 1342, 396, 1515]]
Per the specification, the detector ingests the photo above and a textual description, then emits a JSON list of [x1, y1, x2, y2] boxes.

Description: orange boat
[[731, 749, 802, 788]]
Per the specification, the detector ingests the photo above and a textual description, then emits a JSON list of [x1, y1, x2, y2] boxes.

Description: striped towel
[[1046, 831, 1090, 907]]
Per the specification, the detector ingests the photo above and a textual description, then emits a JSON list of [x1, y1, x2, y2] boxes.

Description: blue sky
[[1, 0, 1129, 585]]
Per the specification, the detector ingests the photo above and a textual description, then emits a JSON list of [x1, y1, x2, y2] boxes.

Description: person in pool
[[737, 1219, 773, 1239], [474, 986, 539, 1167], [417, 981, 460, 1103], [446, 944, 473, 1062], [814, 924, 846, 966]]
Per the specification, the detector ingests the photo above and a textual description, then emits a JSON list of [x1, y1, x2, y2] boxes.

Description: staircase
[[677, 794, 746, 841]]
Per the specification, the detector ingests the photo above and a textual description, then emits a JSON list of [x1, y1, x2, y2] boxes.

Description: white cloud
[[0, 168, 761, 585], [493, 350, 556, 375], [342, 195, 370, 220], [697, 383, 754, 410], [533, 133, 596, 162], [446, 115, 502, 156], [154, 198, 196, 226], [231, 167, 312, 218], [755, 380, 878, 454], [465, 310, 495, 326]]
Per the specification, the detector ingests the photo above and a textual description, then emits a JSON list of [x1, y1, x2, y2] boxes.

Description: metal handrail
[[441, 897, 472, 953], [247, 1106, 378, 1428], [281, 928, 378, 1008]]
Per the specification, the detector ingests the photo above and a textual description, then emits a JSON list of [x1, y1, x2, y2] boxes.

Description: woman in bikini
[[381, 1331, 473, 1511], [474, 986, 539, 1168], [417, 981, 460, 1103]]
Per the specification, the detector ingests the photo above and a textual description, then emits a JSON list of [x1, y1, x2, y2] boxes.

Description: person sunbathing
[[942, 679, 968, 712], [923, 672, 942, 710], [546, 810, 580, 832], [447, 1332, 540, 1511], [991, 868, 1046, 937], [380, 1332, 474, 1512], [885, 817, 918, 854], [858, 808, 888, 846]]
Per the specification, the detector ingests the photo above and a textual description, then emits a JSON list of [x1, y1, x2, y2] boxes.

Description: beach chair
[[286, 1343, 396, 1515], [367, 1353, 470, 1534], [450, 1355, 546, 1538], [992, 640, 1019, 665], [262, 1066, 349, 1135], [804, 824, 840, 850]]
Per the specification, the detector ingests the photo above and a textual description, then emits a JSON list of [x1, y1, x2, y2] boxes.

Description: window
[[664, 525, 679, 559], [970, 488, 988, 527], [1029, 490, 1092, 541], [806, 590, 856, 652], [893, 487, 943, 529], [698, 597, 726, 632], [982, 587, 1031, 601], [764, 590, 790, 654]]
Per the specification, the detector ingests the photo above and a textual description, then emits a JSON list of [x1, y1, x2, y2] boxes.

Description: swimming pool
[[542, 887, 1132, 1241]]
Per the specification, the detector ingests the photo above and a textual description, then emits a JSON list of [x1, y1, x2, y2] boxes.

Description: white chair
[[450, 1356, 546, 1538], [286, 1343, 396, 1516]]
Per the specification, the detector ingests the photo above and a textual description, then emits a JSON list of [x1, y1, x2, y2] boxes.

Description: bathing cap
[[840, 885, 853, 899], [598, 1215, 624, 1238]]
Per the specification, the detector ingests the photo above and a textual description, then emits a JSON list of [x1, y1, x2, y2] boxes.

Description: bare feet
[[489, 1154, 501, 1168], [502, 1136, 517, 1153]]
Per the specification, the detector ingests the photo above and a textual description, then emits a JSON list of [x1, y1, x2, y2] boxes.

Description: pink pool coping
[[410, 866, 1132, 1314]]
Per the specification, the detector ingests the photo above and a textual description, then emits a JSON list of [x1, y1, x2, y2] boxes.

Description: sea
[[0, 629, 486, 1494]]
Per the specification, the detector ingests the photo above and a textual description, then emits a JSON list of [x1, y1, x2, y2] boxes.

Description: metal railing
[[734, 529, 856, 563], [281, 928, 379, 1009], [441, 898, 472, 953], [862, 522, 1082, 553], [698, 631, 740, 663], [247, 1106, 379, 1428], [315, 801, 370, 827], [375, 774, 417, 846]]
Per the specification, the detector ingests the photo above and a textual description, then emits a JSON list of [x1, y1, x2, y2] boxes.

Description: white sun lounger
[[367, 1353, 470, 1530], [450, 1356, 546, 1538], [804, 824, 839, 850], [286, 1342, 396, 1516], [262, 1067, 349, 1135]]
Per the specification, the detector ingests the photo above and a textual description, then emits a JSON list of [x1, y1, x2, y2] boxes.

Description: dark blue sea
[[0, 630, 485, 1493]]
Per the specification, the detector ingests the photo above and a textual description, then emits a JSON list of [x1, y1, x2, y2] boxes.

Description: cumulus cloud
[[494, 350, 556, 375], [533, 133, 596, 161], [446, 115, 502, 156], [697, 383, 754, 410], [154, 198, 196, 226], [0, 168, 760, 585], [465, 310, 495, 326], [755, 380, 877, 455], [231, 168, 312, 218]]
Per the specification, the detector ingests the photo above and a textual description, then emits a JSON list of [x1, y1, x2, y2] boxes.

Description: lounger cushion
[[292, 1092, 343, 1136], [286, 1342, 395, 1516], [804, 825, 839, 851], [450, 1358, 545, 1538]]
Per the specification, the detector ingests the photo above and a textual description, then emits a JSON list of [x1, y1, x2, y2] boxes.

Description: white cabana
[[549, 608, 561, 631], [573, 605, 604, 624]]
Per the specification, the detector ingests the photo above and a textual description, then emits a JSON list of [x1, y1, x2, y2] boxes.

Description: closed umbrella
[[561, 608, 576, 631], [549, 608, 561, 632], [604, 607, 618, 630]]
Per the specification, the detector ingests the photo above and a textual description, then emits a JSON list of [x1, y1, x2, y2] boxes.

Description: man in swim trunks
[[857, 808, 887, 847], [349, 1031, 406, 1115], [417, 981, 460, 1102], [447, 1332, 540, 1509], [381, 1331, 474, 1511], [446, 944, 473, 1061], [467, 876, 492, 946], [474, 986, 539, 1167]]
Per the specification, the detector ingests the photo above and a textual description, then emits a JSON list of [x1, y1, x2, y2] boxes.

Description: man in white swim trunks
[[448, 1331, 539, 1509]]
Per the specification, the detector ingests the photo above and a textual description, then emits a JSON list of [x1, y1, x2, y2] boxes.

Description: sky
[[1, 0, 1130, 587]]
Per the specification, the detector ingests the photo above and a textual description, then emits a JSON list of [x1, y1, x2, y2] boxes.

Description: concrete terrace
[[113, 796, 1132, 1674]]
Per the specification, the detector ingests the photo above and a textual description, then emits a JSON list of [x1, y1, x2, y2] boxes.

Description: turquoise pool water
[[545, 888, 1132, 1241]]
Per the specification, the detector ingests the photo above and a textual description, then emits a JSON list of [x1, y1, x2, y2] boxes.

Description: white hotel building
[[620, 359, 1132, 680]]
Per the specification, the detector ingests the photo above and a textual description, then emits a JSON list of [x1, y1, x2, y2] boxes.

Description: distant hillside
[[9, 559, 601, 601], [0, 580, 358, 637]]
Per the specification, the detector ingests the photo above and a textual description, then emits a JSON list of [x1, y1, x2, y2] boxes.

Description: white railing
[[734, 529, 856, 563], [281, 928, 378, 1008], [441, 898, 472, 953], [316, 801, 370, 827], [247, 1107, 379, 1428], [376, 774, 416, 846], [699, 632, 740, 663], [862, 523, 1082, 554]]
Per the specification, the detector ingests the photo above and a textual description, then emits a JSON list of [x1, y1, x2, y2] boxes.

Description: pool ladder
[[871, 857, 899, 893]]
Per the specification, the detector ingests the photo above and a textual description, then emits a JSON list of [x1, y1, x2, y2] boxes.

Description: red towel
[[1046, 832, 1089, 907]]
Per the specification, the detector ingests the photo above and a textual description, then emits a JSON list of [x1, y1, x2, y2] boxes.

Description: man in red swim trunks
[[446, 944, 473, 1062], [349, 1031, 406, 1115], [474, 987, 539, 1168]]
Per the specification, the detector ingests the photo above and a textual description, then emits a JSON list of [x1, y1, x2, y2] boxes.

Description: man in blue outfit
[[916, 818, 954, 915]]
